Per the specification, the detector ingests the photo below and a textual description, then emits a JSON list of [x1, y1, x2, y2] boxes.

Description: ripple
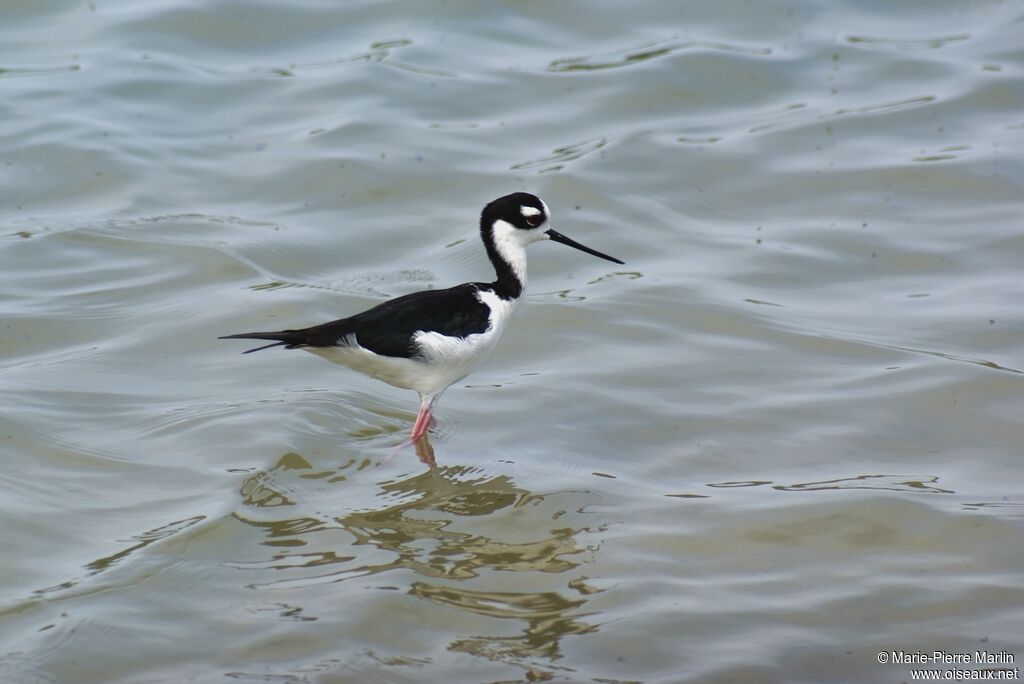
[[677, 135, 723, 144], [197, 38, 457, 80], [29, 514, 207, 599], [510, 135, 609, 172], [0, 64, 80, 79], [775, 474, 954, 495], [846, 33, 971, 51], [413, 582, 595, 678], [243, 602, 317, 623], [547, 37, 771, 72], [749, 94, 937, 133], [962, 501, 1024, 513], [248, 267, 436, 298], [228, 462, 594, 595], [825, 334, 1022, 376]]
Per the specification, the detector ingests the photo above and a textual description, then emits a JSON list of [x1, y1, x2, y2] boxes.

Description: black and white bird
[[220, 192, 623, 446]]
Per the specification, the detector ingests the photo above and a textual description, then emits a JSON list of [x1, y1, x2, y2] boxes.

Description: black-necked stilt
[[220, 192, 623, 447]]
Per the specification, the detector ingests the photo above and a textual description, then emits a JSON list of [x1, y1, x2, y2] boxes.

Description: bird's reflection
[[412, 582, 596, 668], [231, 448, 599, 679], [413, 434, 435, 469]]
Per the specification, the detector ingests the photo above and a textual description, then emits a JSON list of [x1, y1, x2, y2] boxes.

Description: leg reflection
[[414, 433, 436, 469]]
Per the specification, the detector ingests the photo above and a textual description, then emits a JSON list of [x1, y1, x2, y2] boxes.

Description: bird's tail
[[218, 330, 306, 354]]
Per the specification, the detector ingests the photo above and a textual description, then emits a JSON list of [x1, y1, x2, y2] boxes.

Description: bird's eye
[[525, 214, 543, 227]]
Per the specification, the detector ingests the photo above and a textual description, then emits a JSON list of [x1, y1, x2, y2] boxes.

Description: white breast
[[410, 289, 518, 396]]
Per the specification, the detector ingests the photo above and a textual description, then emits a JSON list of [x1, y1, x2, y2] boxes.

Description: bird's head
[[481, 192, 623, 264]]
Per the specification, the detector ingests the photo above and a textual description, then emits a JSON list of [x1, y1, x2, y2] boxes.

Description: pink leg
[[409, 404, 432, 443], [408, 394, 437, 444]]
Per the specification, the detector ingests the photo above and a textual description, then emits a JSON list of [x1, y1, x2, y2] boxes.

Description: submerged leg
[[383, 394, 440, 466], [408, 394, 437, 444]]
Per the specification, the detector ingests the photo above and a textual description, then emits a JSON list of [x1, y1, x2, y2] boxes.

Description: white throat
[[490, 218, 530, 289]]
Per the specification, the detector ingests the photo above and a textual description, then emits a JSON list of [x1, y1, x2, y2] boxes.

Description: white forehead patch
[[520, 205, 542, 218]]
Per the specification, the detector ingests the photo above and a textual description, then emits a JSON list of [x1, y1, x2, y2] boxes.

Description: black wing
[[220, 283, 493, 359]]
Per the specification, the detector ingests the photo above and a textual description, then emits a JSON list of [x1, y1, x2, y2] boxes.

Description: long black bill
[[546, 229, 624, 265]]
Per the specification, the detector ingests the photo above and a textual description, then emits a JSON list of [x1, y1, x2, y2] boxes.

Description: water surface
[[2, 1, 1023, 682]]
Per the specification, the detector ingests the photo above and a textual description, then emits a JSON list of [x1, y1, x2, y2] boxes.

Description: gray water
[[2, 1, 1023, 682]]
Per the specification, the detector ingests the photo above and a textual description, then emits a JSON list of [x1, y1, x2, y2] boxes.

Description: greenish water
[[2, 1, 1023, 682]]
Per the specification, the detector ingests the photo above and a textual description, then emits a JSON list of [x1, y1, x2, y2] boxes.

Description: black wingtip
[[219, 332, 293, 354]]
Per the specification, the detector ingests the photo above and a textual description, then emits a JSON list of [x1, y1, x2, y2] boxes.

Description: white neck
[[487, 219, 531, 297]]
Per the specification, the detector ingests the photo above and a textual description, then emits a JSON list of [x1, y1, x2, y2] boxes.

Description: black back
[[222, 283, 494, 358]]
